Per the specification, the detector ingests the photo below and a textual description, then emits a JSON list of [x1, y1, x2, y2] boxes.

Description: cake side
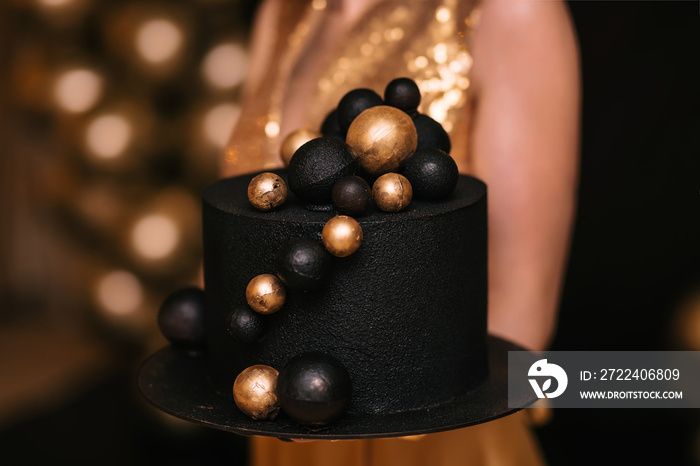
[[203, 170, 488, 415]]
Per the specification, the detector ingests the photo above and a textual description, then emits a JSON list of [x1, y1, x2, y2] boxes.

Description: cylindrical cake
[[202, 170, 487, 415]]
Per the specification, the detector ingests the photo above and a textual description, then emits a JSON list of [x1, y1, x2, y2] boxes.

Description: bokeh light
[[85, 114, 133, 159], [203, 103, 241, 148], [264, 120, 280, 138], [53, 69, 102, 113], [135, 19, 183, 65], [36, 0, 74, 7], [201, 42, 248, 90], [436, 6, 451, 23], [131, 214, 180, 261], [96, 270, 144, 316], [672, 287, 700, 350]]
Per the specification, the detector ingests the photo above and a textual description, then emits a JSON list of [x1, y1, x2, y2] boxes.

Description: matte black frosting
[[202, 170, 488, 415]]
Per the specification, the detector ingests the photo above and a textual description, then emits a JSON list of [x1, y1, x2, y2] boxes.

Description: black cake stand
[[138, 335, 539, 440]]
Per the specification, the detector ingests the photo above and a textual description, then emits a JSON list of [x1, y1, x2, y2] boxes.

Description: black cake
[[202, 169, 488, 416], [139, 79, 540, 437]]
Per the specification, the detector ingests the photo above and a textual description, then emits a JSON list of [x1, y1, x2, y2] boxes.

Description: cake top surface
[[204, 170, 485, 225]]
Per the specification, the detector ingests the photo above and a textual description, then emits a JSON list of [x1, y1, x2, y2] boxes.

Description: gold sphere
[[281, 128, 322, 166], [345, 105, 417, 177], [233, 365, 280, 420], [246, 274, 286, 314], [322, 215, 363, 257], [248, 172, 287, 211], [372, 173, 413, 212]]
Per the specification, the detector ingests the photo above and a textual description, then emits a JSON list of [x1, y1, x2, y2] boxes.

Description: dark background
[[1, 1, 699, 465], [543, 1, 700, 464]]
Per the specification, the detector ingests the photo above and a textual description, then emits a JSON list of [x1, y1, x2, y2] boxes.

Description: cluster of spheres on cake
[[157, 77, 459, 429]]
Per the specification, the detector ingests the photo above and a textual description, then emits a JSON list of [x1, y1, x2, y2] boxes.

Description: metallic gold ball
[[233, 365, 280, 420], [322, 215, 363, 257], [345, 105, 417, 177], [246, 274, 286, 314], [372, 173, 413, 212], [281, 128, 322, 166], [247, 172, 287, 211]]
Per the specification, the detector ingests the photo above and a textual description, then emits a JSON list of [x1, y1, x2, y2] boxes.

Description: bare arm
[[470, 0, 581, 351], [239, 0, 279, 100]]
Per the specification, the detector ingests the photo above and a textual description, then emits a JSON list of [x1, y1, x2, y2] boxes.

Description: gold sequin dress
[[225, 0, 479, 176], [224, 0, 546, 464]]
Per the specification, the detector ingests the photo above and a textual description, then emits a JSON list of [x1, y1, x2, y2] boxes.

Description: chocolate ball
[[278, 352, 352, 426], [331, 175, 371, 216], [275, 237, 332, 291], [287, 137, 358, 206], [233, 365, 280, 420], [280, 128, 321, 167], [322, 215, 363, 257], [402, 148, 459, 200], [413, 113, 451, 154], [384, 77, 421, 115], [372, 173, 413, 212], [320, 109, 343, 140], [246, 274, 286, 315], [337, 88, 383, 134], [346, 106, 417, 177], [157, 287, 206, 350], [226, 306, 266, 344], [248, 172, 287, 211]]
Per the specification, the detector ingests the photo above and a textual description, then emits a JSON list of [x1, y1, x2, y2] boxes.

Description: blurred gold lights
[[34, 0, 89, 24], [436, 6, 451, 23], [264, 121, 280, 139], [203, 103, 241, 148], [201, 42, 249, 90], [35, 0, 86, 14], [95, 270, 144, 316], [131, 214, 180, 261], [85, 114, 133, 159], [126, 190, 199, 268], [36, 0, 75, 7], [135, 18, 184, 65], [53, 68, 103, 113], [673, 287, 700, 351]]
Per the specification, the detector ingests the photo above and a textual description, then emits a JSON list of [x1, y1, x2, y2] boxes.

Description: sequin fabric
[[224, 0, 482, 176]]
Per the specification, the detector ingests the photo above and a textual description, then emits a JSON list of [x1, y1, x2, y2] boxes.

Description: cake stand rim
[[137, 335, 539, 440]]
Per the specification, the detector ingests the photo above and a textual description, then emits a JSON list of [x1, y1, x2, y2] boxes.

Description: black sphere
[[331, 175, 371, 216], [402, 148, 459, 200], [337, 88, 383, 134], [275, 237, 333, 291], [226, 306, 266, 344], [287, 137, 358, 205], [384, 77, 421, 115], [320, 109, 343, 140], [157, 287, 206, 350], [278, 352, 352, 426], [413, 113, 451, 154]]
